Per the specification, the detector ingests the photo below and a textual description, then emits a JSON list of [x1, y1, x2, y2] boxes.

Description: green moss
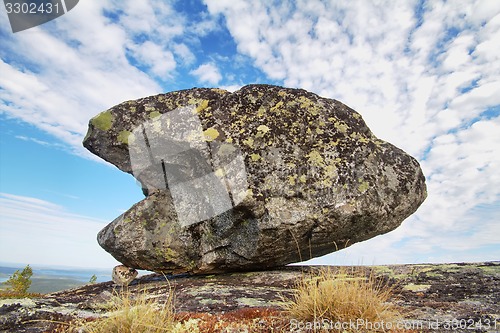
[[159, 247, 179, 262], [372, 266, 394, 275], [91, 111, 114, 131], [117, 130, 132, 144], [477, 265, 500, 275]]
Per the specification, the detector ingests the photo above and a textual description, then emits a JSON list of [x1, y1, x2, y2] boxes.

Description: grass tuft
[[72, 289, 177, 333], [283, 267, 401, 332]]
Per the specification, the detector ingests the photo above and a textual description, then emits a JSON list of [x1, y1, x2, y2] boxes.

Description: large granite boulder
[[83, 84, 426, 274]]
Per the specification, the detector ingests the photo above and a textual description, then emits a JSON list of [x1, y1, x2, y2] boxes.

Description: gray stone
[[84, 84, 427, 274]]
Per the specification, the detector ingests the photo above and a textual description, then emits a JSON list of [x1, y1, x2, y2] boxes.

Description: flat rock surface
[[1, 262, 498, 332]]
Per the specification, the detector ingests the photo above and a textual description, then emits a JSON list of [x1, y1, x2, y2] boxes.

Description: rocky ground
[[0, 262, 498, 332]]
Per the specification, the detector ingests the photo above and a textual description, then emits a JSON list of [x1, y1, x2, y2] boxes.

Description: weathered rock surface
[[1, 262, 498, 333], [84, 84, 427, 274]]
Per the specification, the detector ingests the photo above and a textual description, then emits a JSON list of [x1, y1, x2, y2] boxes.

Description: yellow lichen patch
[[91, 111, 114, 131], [218, 143, 236, 156], [211, 88, 228, 95], [270, 101, 284, 113], [322, 178, 333, 186], [257, 106, 267, 117], [316, 128, 324, 134], [195, 99, 210, 113], [225, 137, 233, 143], [352, 112, 361, 119], [359, 136, 370, 143], [324, 164, 337, 177], [250, 153, 261, 161], [187, 97, 201, 105], [298, 96, 312, 108], [298, 96, 320, 115], [242, 137, 254, 148], [307, 150, 324, 166], [289, 175, 297, 185], [214, 168, 225, 178], [278, 90, 287, 97], [117, 130, 132, 144], [149, 111, 161, 119], [203, 127, 220, 142], [358, 179, 370, 193], [299, 175, 307, 183], [350, 132, 371, 143], [257, 124, 270, 134], [334, 121, 349, 133]]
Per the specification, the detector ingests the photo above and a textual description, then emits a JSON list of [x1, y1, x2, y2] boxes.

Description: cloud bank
[[0, 0, 499, 266]]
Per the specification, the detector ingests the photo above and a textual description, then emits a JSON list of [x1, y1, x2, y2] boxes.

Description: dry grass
[[72, 289, 177, 333], [0, 289, 43, 299], [282, 267, 402, 332]]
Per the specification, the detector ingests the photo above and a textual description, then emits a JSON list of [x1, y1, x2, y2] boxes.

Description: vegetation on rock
[[73, 290, 177, 333], [283, 267, 402, 332]]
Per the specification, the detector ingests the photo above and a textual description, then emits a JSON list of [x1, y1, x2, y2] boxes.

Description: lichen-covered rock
[[84, 84, 427, 274]]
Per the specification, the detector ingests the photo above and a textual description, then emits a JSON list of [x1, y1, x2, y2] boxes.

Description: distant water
[[0, 265, 113, 293]]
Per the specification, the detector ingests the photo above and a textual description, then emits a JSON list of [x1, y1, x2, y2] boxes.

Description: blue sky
[[1, 0, 499, 269]]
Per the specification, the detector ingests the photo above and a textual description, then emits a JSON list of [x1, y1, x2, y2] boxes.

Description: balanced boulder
[[83, 84, 426, 274]]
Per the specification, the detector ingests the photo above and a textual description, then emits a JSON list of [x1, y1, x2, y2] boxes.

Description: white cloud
[[0, 193, 118, 268], [15, 135, 68, 150], [190, 62, 222, 85], [205, 0, 500, 264], [128, 41, 177, 77], [219, 84, 242, 92], [173, 43, 196, 65], [0, 0, 214, 158], [0, 1, 164, 158], [1, 0, 499, 267]]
